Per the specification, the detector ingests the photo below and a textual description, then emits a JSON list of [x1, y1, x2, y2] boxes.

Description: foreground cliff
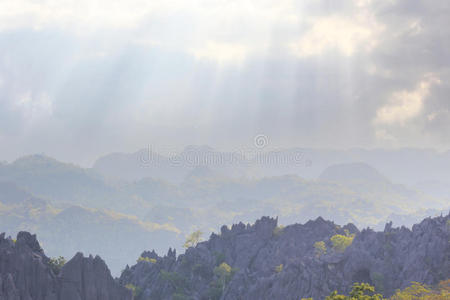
[[0, 232, 131, 300], [120, 214, 449, 300]]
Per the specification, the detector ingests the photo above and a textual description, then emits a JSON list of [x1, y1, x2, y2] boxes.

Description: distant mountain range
[[0, 151, 448, 275], [92, 147, 450, 188]]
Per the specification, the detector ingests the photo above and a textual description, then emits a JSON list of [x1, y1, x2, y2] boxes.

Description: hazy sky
[[0, 0, 449, 166]]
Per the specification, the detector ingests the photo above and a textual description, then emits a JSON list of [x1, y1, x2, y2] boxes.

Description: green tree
[[314, 241, 327, 257], [390, 280, 450, 299], [214, 262, 232, 280], [275, 264, 283, 273], [326, 283, 384, 300], [137, 256, 156, 263], [183, 230, 203, 248], [330, 234, 354, 252], [125, 284, 142, 298], [213, 262, 234, 292], [273, 225, 285, 236], [49, 256, 66, 275]]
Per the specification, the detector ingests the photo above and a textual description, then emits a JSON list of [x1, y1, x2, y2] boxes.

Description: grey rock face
[[58, 253, 132, 300], [120, 214, 449, 300], [0, 232, 131, 300]]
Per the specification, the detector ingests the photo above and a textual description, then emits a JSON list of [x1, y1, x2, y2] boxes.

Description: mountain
[[0, 182, 182, 275], [184, 166, 226, 182], [1, 154, 448, 277], [0, 231, 131, 300], [0, 155, 125, 209], [120, 213, 450, 300], [0, 181, 36, 205], [92, 147, 450, 187], [93, 146, 249, 183], [138, 171, 444, 233], [318, 162, 389, 185], [1, 214, 448, 299], [93, 149, 187, 182], [2, 154, 446, 229], [413, 180, 450, 200]]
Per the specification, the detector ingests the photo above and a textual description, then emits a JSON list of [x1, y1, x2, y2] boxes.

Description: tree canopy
[[183, 230, 203, 248]]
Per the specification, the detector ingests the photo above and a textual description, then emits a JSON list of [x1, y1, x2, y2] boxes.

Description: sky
[[0, 0, 449, 166]]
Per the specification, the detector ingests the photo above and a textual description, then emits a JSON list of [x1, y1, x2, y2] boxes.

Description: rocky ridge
[[1, 213, 448, 300], [0, 231, 131, 300], [120, 214, 449, 299]]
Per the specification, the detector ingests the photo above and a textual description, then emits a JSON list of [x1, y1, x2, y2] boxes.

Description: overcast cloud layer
[[0, 0, 449, 166]]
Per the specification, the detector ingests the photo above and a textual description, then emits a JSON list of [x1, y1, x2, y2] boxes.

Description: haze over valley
[[1, 147, 448, 274]]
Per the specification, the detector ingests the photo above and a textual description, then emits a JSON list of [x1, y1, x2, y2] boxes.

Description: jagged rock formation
[[0, 232, 131, 300], [1, 214, 448, 299], [120, 214, 449, 300]]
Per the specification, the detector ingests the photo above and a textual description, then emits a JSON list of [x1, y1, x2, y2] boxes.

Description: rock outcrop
[[2, 214, 448, 300], [120, 214, 449, 299], [0, 232, 131, 300]]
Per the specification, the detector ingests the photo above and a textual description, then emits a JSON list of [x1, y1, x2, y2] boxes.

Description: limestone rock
[[121, 213, 449, 299], [0, 232, 131, 300]]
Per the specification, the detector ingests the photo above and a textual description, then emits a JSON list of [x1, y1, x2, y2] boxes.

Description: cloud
[[0, 0, 301, 64], [189, 41, 249, 65], [291, 14, 382, 57], [0, 0, 157, 31], [0, 0, 449, 164], [374, 74, 440, 126]]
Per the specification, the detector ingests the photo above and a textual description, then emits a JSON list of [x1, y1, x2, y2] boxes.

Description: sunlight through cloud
[[290, 15, 383, 57], [375, 74, 441, 126]]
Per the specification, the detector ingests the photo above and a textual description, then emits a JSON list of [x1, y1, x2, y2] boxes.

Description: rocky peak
[[16, 231, 43, 254], [254, 216, 278, 237], [167, 248, 176, 259], [0, 232, 132, 300], [59, 252, 131, 300], [141, 250, 159, 260]]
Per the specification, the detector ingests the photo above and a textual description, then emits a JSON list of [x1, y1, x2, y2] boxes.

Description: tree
[[330, 234, 354, 252], [390, 280, 450, 299], [213, 262, 234, 292], [125, 284, 142, 298], [137, 256, 156, 263], [214, 262, 232, 281], [183, 230, 202, 248], [48, 256, 66, 275], [275, 264, 283, 273], [326, 283, 384, 300], [314, 241, 327, 257], [273, 225, 284, 236]]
